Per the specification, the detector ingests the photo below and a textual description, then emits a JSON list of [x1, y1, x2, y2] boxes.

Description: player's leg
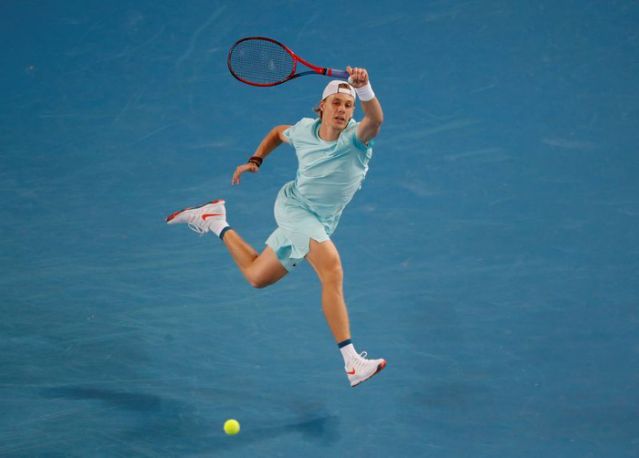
[[306, 238, 386, 387], [222, 229, 287, 288], [166, 199, 287, 288], [305, 238, 350, 342]]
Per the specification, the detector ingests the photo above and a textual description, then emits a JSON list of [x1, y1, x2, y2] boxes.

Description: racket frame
[[227, 36, 349, 87]]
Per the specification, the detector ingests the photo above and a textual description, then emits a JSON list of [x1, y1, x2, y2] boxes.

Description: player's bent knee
[[250, 280, 268, 289], [247, 274, 270, 289], [245, 265, 286, 289]]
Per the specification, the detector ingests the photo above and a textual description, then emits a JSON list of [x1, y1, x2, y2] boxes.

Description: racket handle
[[327, 68, 350, 79]]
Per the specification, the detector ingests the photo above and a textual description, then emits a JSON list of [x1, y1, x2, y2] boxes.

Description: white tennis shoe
[[166, 199, 228, 236], [345, 352, 387, 387]]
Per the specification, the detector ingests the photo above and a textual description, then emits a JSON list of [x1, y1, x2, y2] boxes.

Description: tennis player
[[167, 66, 385, 387]]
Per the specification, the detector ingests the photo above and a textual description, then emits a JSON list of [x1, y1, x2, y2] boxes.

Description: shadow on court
[[39, 385, 340, 454]]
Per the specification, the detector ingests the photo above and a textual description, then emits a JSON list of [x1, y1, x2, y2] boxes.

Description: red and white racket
[[227, 36, 350, 87]]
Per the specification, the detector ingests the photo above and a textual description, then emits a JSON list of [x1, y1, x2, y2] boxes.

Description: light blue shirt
[[283, 117, 373, 219]]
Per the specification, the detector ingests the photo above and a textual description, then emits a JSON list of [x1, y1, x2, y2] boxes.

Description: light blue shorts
[[265, 183, 338, 271]]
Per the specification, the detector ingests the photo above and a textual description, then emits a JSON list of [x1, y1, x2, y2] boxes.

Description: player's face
[[321, 93, 355, 129]]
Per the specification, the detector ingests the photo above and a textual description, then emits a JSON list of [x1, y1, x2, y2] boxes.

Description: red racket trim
[[227, 36, 350, 86], [227, 37, 298, 87]]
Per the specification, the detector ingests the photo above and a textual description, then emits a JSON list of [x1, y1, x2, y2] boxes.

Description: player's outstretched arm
[[348, 66, 383, 145], [232, 125, 291, 185]]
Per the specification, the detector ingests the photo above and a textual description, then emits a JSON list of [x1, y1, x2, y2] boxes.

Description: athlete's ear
[[317, 100, 325, 120]]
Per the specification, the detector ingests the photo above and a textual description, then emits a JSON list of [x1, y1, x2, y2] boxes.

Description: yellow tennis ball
[[224, 419, 240, 435]]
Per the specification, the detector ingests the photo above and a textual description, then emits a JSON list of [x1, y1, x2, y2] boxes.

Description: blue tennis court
[[2, 1, 638, 456]]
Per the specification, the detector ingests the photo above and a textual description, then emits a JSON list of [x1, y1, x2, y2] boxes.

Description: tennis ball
[[224, 419, 240, 435]]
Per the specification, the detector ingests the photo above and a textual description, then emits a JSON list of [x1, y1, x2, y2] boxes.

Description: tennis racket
[[227, 36, 350, 87]]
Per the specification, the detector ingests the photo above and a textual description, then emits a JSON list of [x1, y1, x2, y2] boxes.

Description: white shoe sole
[[350, 359, 387, 388]]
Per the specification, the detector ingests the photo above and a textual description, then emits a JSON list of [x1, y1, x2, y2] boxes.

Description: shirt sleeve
[[283, 124, 296, 146], [283, 118, 311, 148]]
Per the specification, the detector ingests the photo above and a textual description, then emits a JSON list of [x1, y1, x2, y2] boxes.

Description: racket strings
[[229, 39, 295, 85]]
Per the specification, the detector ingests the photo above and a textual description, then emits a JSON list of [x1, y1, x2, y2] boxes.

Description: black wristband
[[248, 156, 263, 167]]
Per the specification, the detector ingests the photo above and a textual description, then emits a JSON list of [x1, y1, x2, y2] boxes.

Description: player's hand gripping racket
[[227, 36, 350, 87]]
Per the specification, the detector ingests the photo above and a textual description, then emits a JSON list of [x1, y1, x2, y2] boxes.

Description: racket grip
[[327, 68, 350, 79]]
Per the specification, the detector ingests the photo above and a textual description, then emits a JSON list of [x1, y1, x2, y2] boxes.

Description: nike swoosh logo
[[202, 213, 223, 220], [346, 368, 356, 375]]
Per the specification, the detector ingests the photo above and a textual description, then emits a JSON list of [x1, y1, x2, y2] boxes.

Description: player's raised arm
[[348, 66, 383, 145], [232, 125, 291, 185]]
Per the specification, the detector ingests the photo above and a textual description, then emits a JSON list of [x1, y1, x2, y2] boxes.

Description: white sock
[[340, 343, 358, 365], [209, 221, 229, 237]]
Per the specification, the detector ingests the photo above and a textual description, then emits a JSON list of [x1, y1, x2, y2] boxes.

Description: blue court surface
[[2, 1, 638, 456]]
